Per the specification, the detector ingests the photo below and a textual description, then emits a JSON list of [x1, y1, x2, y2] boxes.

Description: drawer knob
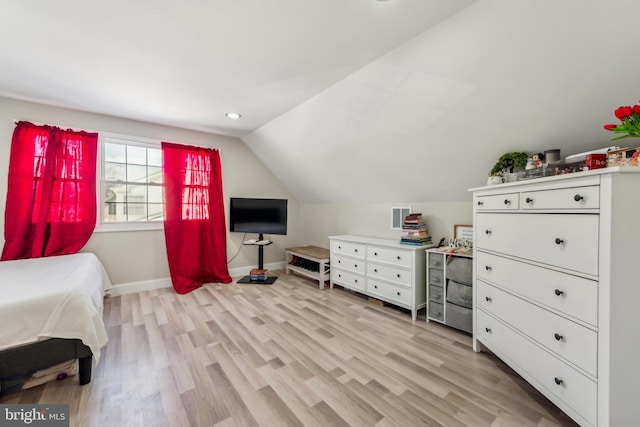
[[485, 265, 492, 271], [504, 199, 510, 205], [554, 377, 564, 386], [435, 278, 441, 283], [555, 238, 564, 245], [396, 291, 401, 296], [477, 201, 484, 206], [554, 333, 564, 341], [485, 296, 492, 302], [354, 249, 358, 253], [574, 194, 584, 202], [555, 289, 564, 296], [397, 256, 401, 260], [485, 327, 492, 333], [374, 252, 378, 256], [485, 229, 492, 235], [525, 197, 533, 203], [374, 268, 378, 272], [338, 246, 342, 249], [354, 264, 358, 268], [354, 279, 358, 283], [338, 260, 341, 263], [374, 285, 378, 289], [396, 274, 401, 278], [338, 274, 342, 278], [435, 261, 441, 266]]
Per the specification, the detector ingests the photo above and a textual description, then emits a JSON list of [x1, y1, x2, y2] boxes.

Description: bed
[[0, 252, 111, 394]]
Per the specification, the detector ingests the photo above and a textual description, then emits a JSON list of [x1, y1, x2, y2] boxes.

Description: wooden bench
[[285, 246, 331, 289]]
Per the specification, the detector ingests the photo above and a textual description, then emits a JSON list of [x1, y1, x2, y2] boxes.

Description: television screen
[[229, 198, 288, 235]]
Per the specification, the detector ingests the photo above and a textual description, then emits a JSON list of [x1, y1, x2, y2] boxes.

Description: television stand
[[237, 234, 277, 284]]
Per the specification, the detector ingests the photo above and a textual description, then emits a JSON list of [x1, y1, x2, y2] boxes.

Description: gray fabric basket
[[446, 280, 472, 309], [446, 302, 472, 333], [446, 257, 472, 285]]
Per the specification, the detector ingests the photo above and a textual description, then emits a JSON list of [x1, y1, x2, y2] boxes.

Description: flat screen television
[[229, 197, 288, 235]]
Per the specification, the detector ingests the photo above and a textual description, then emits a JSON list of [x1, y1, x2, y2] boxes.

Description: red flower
[[615, 106, 634, 120], [633, 105, 640, 114], [604, 124, 617, 130]]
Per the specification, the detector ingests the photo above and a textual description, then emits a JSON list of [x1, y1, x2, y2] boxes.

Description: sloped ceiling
[[2, 1, 640, 204]]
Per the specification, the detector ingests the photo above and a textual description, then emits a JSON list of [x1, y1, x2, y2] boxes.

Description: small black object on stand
[[237, 234, 278, 285]]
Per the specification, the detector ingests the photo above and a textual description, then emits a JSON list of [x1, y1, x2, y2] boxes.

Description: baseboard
[[108, 261, 287, 296]]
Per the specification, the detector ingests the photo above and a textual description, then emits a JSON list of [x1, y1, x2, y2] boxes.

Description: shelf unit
[[285, 246, 330, 288]]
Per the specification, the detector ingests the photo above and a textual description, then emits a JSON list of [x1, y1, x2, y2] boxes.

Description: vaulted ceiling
[[2, 0, 639, 203]]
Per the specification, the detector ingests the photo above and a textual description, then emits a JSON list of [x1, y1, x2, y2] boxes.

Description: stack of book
[[249, 269, 268, 281], [400, 213, 432, 246]]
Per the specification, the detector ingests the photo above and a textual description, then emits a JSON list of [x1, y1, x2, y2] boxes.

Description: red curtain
[[162, 142, 231, 294], [2, 122, 98, 260]]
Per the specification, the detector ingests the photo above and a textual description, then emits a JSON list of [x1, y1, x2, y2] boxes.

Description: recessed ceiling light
[[225, 112, 241, 119]]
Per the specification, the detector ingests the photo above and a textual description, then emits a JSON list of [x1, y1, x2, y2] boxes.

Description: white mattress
[[0, 252, 112, 363]]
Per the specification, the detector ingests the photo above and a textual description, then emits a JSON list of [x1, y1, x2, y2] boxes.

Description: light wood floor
[[1, 271, 577, 426]]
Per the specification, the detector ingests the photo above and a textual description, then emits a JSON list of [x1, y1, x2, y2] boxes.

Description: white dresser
[[470, 167, 640, 427], [329, 235, 432, 320]]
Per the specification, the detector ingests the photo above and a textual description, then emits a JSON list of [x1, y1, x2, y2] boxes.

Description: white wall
[[0, 97, 300, 285], [300, 201, 473, 249]]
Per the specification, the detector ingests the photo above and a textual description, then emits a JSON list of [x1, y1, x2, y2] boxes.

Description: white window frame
[[94, 133, 164, 233]]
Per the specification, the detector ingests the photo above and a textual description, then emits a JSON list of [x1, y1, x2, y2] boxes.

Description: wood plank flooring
[[1, 271, 578, 426]]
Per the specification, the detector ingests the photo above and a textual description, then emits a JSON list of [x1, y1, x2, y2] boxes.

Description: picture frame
[[454, 224, 473, 243]]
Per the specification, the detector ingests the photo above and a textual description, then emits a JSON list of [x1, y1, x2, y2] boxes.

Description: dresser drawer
[[428, 268, 444, 286], [367, 279, 411, 306], [428, 253, 445, 269], [476, 310, 597, 426], [367, 246, 412, 268], [428, 301, 444, 321], [447, 281, 472, 309], [332, 254, 364, 274], [476, 213, 599, 276], [476, 251, 597, 326], [332, 269, 365, 292], [428, 285, 444, 303], [475, 192, 519, 210], [446, 302, 472, 333], [521, 185, 599, 210], [331, 240, 365, 259], [367, 263, 411, 288], [477, 281, 597, 376]]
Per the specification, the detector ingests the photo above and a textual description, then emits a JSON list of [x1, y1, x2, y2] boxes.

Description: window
[[98, 135, 164, 230], [391, 205, 411, 230]]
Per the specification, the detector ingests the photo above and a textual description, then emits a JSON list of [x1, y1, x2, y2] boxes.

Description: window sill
[[94, 222, 164, 233]]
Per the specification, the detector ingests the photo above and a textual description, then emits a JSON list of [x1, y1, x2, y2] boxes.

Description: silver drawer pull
[[554, 333, 564, 341], [504, 199, 510, 205], [525, 197, 533, 204], [485, 296, 492, 302], [555, 238, 564, 245], [485, 265, 492, 271], [574, 194, 584, 202], [555, 289, 564, 296], [485, 327, 492, 333], [554, 377, 564, 386], [485, 229, 492, 235]]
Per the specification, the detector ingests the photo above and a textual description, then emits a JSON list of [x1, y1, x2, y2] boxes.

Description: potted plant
[[488, 152, 528, 184]]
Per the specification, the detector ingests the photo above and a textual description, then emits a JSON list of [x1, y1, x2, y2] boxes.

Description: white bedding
[[0, 252, 112, 363]]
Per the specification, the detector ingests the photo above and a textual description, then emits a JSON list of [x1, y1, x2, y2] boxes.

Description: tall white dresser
[[329, 235, 431, 320], [470, 167, 640, 427]]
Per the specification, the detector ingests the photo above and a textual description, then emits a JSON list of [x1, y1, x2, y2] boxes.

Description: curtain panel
[[2, 121, 98, 260], [162, 142, 231, 294]]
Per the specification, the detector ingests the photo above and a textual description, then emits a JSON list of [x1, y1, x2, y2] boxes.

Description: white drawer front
[[476, 251, 598, 326], [332, 254, 364, 274], [331, 240, 365, 259], [367, 279, 411, 306], [476, 213, 598, 276], [475, 192, 519, 210], [332, 269, 365, 292], [367, 263, 411, 288], [521, 185, 599, 210], [477, 281, 597, 376], [367, 246, 412, 268], [476, 310, 597, 426]]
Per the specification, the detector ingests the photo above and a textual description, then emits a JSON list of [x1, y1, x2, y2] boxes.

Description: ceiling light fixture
[[225, 112, 241, 119]]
